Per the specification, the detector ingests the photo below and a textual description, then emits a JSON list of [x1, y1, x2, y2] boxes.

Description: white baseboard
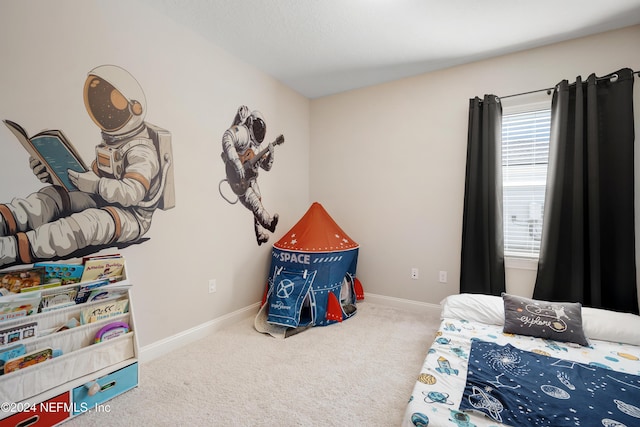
[[139, 302, 260, 363], [364, 293, 441, 314], [140, 294, 439, 362]]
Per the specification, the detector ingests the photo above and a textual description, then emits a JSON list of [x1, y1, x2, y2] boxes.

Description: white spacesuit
[[0, 65, 167, 267], [221, 106, 280, 245]]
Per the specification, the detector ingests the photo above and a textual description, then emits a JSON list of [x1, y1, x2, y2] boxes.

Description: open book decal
[[3, 120, 88, 191]]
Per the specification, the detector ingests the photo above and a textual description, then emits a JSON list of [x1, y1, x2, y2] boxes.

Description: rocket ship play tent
[[255, 202, 364, 337]]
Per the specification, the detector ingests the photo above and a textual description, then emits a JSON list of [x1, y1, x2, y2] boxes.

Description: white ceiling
[[143, 0, 640, 99]]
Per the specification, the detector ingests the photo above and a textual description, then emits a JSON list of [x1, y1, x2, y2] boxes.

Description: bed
[[402, 293, 640, 427]]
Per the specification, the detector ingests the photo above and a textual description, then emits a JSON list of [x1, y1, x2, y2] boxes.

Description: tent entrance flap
[[267, 269, 317, 328], [340, 274, 357, 317]]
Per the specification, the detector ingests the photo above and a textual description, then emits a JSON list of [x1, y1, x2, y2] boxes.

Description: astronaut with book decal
[[0, 65, 174, 267]]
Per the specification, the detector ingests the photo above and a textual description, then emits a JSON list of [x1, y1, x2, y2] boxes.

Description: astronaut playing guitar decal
[[219, 105, 284, 246]]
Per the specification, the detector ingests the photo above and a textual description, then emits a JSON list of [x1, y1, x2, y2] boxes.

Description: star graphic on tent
[[291, 239, 297, 245]]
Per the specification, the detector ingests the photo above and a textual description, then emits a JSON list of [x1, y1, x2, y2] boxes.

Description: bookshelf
[[0, 262, 138, 426]]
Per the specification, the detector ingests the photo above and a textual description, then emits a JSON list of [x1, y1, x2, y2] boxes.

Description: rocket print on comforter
[[402, 318, 640, 427], [460, 339, 640, 427]]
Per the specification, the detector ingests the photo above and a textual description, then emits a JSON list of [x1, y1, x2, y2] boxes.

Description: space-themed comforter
[[402, 317, 640, 427], [460, 338, 640, 426]]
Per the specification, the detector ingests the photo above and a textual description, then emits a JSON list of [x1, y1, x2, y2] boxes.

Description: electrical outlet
[[208, 279, 217, 293], [411, 268, 419, 280], [439, 271, 448, 283]]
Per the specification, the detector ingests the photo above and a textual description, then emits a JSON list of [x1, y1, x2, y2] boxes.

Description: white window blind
[[502, 107, 551, 257]]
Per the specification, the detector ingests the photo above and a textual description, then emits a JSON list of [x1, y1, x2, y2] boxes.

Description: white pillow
[[440, 293, 504, 326], [441, 293, 640, 346], [581, 306, 640, 346]]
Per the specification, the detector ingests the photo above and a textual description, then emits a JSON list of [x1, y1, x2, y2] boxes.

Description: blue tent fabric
[[266, 248, 358, 327], [262, 202, 362, 330], [266, 267, 316, 327]]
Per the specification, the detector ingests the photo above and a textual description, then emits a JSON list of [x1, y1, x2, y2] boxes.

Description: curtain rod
[[498, 87, 553, 100], [499, 69, 639, 101]]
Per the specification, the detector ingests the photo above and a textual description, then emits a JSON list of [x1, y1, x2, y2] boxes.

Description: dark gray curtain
[[533, 68, 638, 314], [460, 95, 506, 295]]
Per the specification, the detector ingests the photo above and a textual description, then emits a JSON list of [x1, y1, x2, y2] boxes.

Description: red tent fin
[[354, 277, 365, 301], [326, 292, 343, 323]]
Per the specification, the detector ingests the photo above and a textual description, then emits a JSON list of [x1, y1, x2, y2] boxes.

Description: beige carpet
[[64, 302, 441, 427]]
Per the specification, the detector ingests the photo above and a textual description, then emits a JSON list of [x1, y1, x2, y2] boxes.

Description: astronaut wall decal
[[219, 105, 283, 245], [0, 64, 175, 268]]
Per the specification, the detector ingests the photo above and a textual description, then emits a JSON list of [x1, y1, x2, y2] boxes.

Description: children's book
[[39, 286, 79, 312], [3, 347, 53, 374], [74, 278, 109, 304], [81, 253, 121, 264], [34, 262, 85, 285], [0, 344, 26, 363], [19, 281, 62, 293], [80, 256, 125, 283], [0, 344, 26, 375], [0, 292, 41, 322], [87, 286, 129, 303], [0, 322, 37, 346], [3, 120, 88, 192], [0, 267, 45, 293], [80, 298, 129, 324]]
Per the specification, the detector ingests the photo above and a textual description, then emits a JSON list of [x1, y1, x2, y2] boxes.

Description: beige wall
[[0, 1, 311, 347], [0, 2, 638, 351], [310, 25, 640, 307]]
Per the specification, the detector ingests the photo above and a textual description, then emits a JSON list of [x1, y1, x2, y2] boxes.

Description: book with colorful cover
[[0, 344, 26, 363], [0, 322, 37, 346], [87, 285, 130, 303], [3, 347, 53, 374], [80, 256, 125, 283], [34, 262, 85, 285], [0, 267, 45, 294], [0, 292, 41, 322], [74, 278, 110, 304], [80, 298, 129, 324], [0, 344, 26, 375]]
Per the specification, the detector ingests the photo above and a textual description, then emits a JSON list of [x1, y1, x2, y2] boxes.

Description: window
[[502, 101, 551, 258]]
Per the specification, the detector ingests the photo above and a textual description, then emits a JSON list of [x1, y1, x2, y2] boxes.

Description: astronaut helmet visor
[[249, 116, 266, 143], [83, 75, 132, 132]]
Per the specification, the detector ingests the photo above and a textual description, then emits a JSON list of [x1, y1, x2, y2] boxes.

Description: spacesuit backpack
[[144, 123, 175, 210]]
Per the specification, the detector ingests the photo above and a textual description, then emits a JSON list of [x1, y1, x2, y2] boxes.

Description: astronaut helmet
[[246, 110, 266, 144], [83, 65, 147, 135]]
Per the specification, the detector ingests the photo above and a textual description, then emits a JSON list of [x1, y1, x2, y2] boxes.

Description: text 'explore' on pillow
[[502, 293, 589, 346]]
